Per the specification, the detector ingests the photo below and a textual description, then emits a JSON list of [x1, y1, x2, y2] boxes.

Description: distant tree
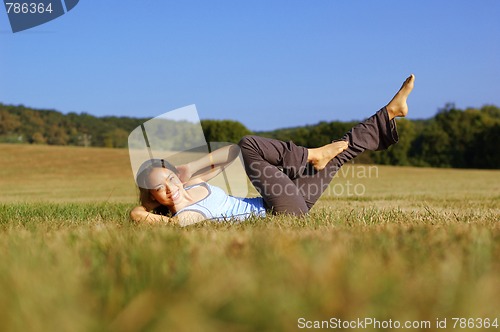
[[259, 121, 356, 148], [407, 103, 500, 168], [434, 105, 492, 167], [77, 134, 92, 147], [468, 123, 500, 169], [30, 132, 47, 144], [103, 128, 128, 148], [46, 125, 69, 145], [480, 104, 500, 120], [410, 121, 451, 167], [0, 109, 21, 134], [372, 118, 415, 165], [201, 120, 252, 143], [0, 102, 498, 169]]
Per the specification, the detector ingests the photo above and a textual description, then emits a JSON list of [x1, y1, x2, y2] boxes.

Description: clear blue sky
[[1, 1, 499, 131]]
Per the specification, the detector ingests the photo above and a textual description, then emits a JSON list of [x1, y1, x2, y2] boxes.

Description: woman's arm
[[177, 144, 240, 184], [130, 205, 174, 224], [130, 206, 205, 226]]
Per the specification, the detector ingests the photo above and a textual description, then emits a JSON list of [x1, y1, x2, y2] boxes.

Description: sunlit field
[[0, 143, 499, 331]]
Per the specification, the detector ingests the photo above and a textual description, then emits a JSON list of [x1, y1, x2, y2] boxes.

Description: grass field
[[0, 143, 499, 331]]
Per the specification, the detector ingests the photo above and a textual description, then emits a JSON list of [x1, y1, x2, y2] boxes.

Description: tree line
[[1, 103, 499, 169], [261, 103, 500, 169]]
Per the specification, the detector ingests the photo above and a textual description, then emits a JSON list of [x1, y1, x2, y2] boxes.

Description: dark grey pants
[[238, 107, 399, 215]]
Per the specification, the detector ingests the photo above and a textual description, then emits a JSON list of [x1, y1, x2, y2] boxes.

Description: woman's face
[[147, 168, 185, 208]]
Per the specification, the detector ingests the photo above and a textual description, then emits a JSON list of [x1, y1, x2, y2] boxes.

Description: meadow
[[0, 143, 499, 331]]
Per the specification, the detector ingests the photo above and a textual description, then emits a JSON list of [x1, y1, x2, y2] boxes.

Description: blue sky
[[1, 1, 499, 131]]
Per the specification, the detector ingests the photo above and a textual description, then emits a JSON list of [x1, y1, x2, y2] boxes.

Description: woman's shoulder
[[184, 179, 208, 188], [183, 177, 206, 187]]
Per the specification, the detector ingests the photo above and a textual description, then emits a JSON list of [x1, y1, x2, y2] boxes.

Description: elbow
[[129, 210, 138, 222], [130, 207, 144, 223]]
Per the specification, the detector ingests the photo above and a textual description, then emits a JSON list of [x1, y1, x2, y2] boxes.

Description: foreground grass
[[1, 144, 499, 331], [0, 202, 499, 332]]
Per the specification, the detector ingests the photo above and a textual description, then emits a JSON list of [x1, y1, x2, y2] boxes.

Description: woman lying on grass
[[131, 74, 415, 226]]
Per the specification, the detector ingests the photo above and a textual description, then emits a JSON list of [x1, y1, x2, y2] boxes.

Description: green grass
[[0, 144, 499, 331]]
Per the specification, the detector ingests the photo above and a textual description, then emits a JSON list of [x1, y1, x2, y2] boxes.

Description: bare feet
[[386, 74, 415, 120], [308, 140, 348, 171]]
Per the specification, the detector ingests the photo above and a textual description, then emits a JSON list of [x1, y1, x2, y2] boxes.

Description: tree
[[201, 120, 252, 143], [468, 124, 500, 169], [372, 118, 415, 165], [46, 125, 69, 145], [0, 101, 498, 169], [410, 121, 451, 167], [0, 110, 21, 134], [30, 132, 47, 144], [480, 104, 500, 120], [103, 128, 128, 148]]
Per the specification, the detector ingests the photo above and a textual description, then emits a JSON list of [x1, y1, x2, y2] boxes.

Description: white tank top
[[174, 183, 266, 221]]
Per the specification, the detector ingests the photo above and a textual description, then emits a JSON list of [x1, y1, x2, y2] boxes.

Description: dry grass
[[0, 143, 499, 331], [0, 143, 136, 202]]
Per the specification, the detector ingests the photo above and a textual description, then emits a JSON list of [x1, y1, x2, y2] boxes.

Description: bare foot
[[386, 74, 415, 120], [308, 140, 348, 171]]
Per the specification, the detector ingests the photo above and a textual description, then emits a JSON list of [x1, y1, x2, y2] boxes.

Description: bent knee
[[238, 135, 257, 149]]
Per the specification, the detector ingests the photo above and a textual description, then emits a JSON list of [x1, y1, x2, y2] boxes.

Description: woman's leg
[[294, 74, 415, 208], [238, 108, 395, 215], [239, 74, 414, 214], [293, 106, 399, 208], [238, 135, 311, 215]]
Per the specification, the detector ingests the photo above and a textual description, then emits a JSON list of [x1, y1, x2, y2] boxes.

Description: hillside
[[1, 102, 500, 168]]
